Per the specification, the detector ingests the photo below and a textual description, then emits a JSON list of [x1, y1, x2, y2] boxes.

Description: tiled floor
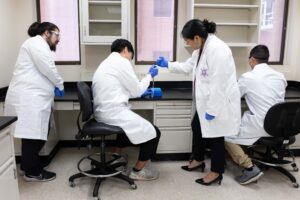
[[18, 147, 300, 200]]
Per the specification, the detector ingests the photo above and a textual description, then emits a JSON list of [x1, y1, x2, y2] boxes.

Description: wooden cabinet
[[155, 101, 193, 153], [80, 0, 130, 44], [0, 126, 19, 200]]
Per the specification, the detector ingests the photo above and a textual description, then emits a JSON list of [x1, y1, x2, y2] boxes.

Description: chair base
[[69, 152, 137, 200], [248, 146, 299, 188], [253, 158, 299, 188], [69, 171, 137, 200]]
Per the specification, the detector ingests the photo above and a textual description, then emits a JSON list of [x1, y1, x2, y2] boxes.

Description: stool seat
[[82, 119, 125, 137]]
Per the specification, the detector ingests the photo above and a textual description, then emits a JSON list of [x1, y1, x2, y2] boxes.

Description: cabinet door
[[0, 128, 13, 166], [0, 158, 19, 200], [157, 128, 192, 153], [0, 102, 3, 116], [81, 0, 129, 44]]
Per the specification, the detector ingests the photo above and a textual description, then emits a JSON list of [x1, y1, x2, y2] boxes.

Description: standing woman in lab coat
[[156, 19, 241, 185], [5, 22, 64, 182]]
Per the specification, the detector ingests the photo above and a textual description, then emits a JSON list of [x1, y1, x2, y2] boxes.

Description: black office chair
[[248, 102, 300, 188], [69, 82, 137, 200]]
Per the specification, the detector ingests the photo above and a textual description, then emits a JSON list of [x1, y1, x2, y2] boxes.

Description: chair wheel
[[130, 184, 137, 190], [69, 181, 76, 188], [293, 167, 299, 172], [293, 183, 299, 188]]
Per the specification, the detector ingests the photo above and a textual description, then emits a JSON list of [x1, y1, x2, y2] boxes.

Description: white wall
[[0, 0, 18, 88], [1, 0, 300, 87]]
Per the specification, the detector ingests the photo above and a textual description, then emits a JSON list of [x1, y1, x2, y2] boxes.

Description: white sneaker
[[129, 168, 159, 181]]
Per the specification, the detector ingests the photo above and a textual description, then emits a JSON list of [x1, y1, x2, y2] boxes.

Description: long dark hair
[[27, 22, 59, 37], [181, 19, 216, 40]]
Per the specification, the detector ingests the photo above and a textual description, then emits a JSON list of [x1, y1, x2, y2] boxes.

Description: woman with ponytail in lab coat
[[156, 19, 241, 186]]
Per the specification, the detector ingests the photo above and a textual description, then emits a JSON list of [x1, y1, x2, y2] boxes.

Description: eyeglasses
[[51, 31, 60, 38]]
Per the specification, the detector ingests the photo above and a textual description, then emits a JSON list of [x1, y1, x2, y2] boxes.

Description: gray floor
[[18, 147, 300, 200]]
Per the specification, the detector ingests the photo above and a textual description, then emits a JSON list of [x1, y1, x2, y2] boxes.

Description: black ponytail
[[27, 22, 59, 37], [203, 19, 216, 34], [181, 19, 216, 40]]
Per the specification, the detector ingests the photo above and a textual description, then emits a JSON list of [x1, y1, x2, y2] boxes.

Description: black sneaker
[[19, 161, 51, 176], [23, 170, 56, 182]]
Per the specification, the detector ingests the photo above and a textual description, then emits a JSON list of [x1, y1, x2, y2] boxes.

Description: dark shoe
[[195, 174, 223, 186], [23, 170, 56, 182], [235, 165, 264, 185], [19, 161, 51, 176], [181, 162, 205, 172]]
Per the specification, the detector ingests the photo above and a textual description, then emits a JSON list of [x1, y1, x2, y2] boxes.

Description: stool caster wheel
[[130, 184, 137, 190], [69, 181, 75, 188], [293, 183, 299, 188], [293, 167, 299, 172], [292, 163, 298, 172]]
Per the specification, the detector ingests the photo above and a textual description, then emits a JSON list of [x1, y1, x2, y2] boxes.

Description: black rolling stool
[[69, 82, 137, 200], [248, 101, 300, 188]]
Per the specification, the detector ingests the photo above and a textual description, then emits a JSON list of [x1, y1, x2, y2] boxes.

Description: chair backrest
[[77, 82, 93, 122], [264, 101, 300, 138]]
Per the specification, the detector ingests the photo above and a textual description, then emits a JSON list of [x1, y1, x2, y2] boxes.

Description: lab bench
[[1, 81, 300, 159], [0, 116, 19, 200]]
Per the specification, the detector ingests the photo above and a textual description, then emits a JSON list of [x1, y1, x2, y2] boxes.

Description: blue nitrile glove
[[142, 88, 152, 97], [205, 112, 215, 121], [54, 87, 65, 97], [148, 65, 158, 78], [156, 56, 168, 68]]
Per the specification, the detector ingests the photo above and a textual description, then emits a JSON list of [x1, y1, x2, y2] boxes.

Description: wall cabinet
[[187, 0, 261, 47], [80, 0, 130, 44]]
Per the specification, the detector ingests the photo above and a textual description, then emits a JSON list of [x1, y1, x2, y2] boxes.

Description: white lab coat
[[168, 34, 241, 138], [5, 35, 64, 140], [92, 52, 156, 144], [226, 63, 287, 145]]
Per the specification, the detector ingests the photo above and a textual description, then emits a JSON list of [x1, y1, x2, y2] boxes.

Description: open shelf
[[194, 3, 259, 9]]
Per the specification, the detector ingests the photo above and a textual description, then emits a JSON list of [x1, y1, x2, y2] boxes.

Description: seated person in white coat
[[92, 39, 161, 181], [5, 22, 64, 182], [225, 45, 287, 185]]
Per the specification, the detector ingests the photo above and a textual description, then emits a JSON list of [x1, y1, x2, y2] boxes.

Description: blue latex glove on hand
[[156, 56, 168, 68], [205, 112, 215, 121], [142, 89, 152, 97], [54, 87, 65, 97], [148, 65, 158, 78]]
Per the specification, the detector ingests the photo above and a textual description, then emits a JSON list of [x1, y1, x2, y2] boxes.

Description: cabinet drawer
[[156, 108, 191, 115], [130, 101, 154, 110], [156, 101, 192, 107], [73, 102, 80, 110], [157, 129, 192, 153], [0, 128, 13, 166], [54, 102, 74, 110], [156, 118, 191, 127]]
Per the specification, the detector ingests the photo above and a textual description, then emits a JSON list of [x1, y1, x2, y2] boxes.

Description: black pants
[[192, 112, 225, 174], [21, 139, 46, 175], [115, 125, 161, 161]]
